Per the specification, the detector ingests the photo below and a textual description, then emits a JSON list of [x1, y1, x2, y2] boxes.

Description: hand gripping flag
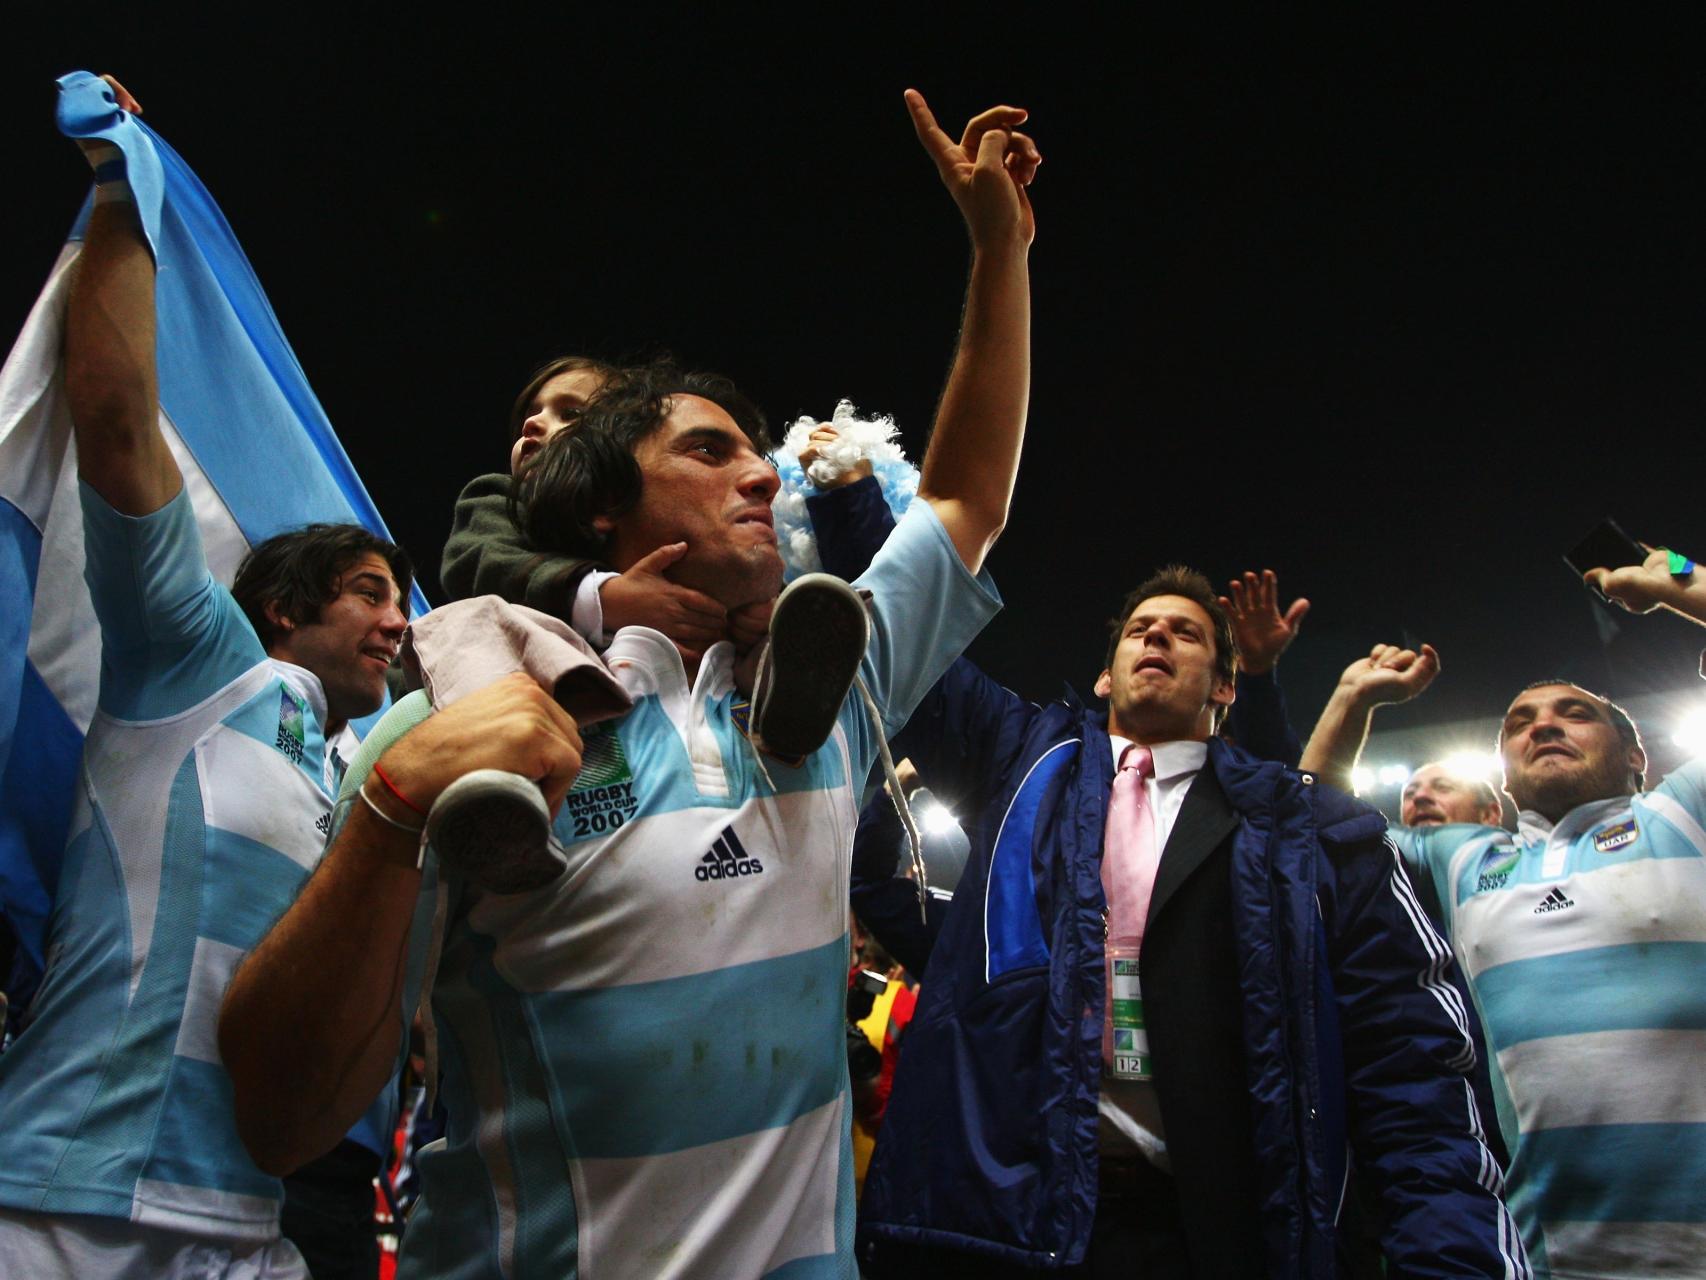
[[0, 72, 427, 1016]]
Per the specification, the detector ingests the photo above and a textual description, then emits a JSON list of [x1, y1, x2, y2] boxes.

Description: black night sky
[[8, 11, 1704, 764]]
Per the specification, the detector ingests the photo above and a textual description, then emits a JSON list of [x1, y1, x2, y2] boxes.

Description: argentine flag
[[0, 72, 426, 1018]]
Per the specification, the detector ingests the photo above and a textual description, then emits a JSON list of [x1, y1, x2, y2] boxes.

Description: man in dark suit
[[854, 566, 1529, 1278]]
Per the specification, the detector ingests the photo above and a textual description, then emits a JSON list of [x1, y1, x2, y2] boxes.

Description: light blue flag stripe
[[0, 504, 72, 1001]]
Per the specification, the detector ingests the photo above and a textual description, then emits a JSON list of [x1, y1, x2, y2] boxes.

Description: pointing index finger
[[903, 89, 957, 175]]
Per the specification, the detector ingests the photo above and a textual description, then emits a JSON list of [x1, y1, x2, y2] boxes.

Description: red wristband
[[372, 761, 428, 816]]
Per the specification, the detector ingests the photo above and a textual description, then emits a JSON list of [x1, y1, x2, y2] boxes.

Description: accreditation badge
[[1106, 942, 1152, 1081]]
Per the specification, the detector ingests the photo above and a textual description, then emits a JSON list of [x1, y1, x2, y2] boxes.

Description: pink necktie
[[1102, 744, 1158, 1071], [1102, 744, 1159, 949]]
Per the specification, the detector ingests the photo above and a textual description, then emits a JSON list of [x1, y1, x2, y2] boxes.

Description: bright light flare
[[921, 802, 959, 836], [1377, 764, 1412, 788], [1351, 766, 1374, 796], [1441, 751, 1502, 783], [1676, 707, 1706, 759]]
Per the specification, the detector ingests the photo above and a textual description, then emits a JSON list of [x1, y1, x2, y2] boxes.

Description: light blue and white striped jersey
[[348, 501, 999, 1280], [0, 484, 356, 1243], [1394, 759, 1706, 1280]]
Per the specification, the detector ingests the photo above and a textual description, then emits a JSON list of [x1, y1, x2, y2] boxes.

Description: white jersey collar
[[1517, 792, 1633, 848], [603, 627, 735, 701]]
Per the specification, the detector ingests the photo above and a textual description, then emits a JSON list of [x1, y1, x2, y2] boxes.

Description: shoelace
[[742, 666, 928, 924], [853, 674, 929, 922]]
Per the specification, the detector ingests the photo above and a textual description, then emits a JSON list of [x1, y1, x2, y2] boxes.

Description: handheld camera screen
[[1564, 519, 1646, 600]]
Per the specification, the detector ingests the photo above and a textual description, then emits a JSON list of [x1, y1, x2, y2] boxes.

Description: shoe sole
[[426, 769, 561, 894], [752, 573, 870, 760]]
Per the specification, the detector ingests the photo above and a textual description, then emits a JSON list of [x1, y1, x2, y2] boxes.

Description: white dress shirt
[[1107, 736, 1208, 851], [1097, 736, 1210, 1168]]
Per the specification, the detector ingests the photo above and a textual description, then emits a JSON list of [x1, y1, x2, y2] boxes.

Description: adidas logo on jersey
[[695, 825, 764, 881], [1533, 886, 1575, 914]]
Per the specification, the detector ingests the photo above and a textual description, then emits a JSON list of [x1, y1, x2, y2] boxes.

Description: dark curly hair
[[513, 358, 771, 558], [233, 524, 412, 648]]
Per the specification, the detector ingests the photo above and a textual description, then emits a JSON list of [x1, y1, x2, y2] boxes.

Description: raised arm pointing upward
[[906, 89, 1038, 573]]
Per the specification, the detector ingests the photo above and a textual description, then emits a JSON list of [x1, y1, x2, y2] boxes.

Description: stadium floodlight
[[1351, 766, 1374, 796], [1676, 706, 1706, 759], [1442, 750, 1502, 782], [921, 801, 959, 836], [1377, 764, 1412, 789]]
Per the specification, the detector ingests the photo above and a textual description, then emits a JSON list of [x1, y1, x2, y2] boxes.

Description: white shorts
[[0, 1207, 308, 1280]]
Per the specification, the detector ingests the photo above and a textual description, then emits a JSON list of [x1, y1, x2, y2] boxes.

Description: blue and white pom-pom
[[770, 400, 920, 581]]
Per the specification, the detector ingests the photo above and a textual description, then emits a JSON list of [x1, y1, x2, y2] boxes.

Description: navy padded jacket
[[856, 662, 1526, 1277]]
